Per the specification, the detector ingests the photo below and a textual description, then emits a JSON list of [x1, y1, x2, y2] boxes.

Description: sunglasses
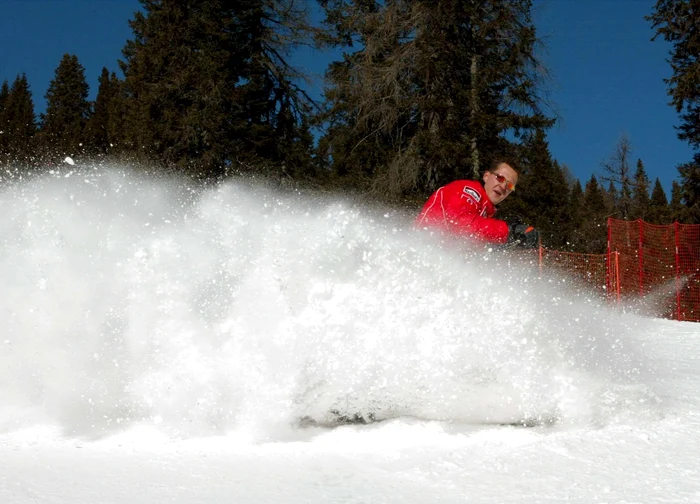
[[492, 173, 515, 192]]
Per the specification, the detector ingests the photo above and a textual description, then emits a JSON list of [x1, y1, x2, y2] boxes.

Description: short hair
[[488, 158, 520, 174]]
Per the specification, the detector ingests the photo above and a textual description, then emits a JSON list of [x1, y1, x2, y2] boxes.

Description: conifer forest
[[1, 0, 699, 253]]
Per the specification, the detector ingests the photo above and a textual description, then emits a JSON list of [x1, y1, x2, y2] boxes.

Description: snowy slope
[[1, 165, 698, 503]]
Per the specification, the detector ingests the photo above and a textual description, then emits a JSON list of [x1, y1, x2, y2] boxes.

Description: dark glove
[[507, 223, 540, 248]]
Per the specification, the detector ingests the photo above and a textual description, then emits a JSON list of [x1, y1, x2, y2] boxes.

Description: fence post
[[675, 221, 681, 321], [606, 217, 612, 299], [638, 219, 644, 297], [615, 251, 621, 305]]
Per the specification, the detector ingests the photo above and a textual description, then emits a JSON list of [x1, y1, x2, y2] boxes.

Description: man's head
[[483, 160, 518, 205]]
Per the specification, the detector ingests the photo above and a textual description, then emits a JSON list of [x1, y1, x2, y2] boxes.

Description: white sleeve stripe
[[416, 187, 444, 226]]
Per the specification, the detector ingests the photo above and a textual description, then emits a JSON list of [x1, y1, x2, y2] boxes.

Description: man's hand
[[507, 224, 540, 248]]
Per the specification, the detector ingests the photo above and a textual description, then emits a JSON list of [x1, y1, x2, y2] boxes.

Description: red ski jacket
[[415, 180, 510, 244]]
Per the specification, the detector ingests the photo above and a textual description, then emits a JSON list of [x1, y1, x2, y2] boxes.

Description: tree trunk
[[470, 54, 479, 179]]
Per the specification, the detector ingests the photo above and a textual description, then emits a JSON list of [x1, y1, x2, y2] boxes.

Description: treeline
[[0, 0, 699, 253]]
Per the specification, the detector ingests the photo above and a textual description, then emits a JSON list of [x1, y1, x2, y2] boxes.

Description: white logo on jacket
[[462, 186, 481, 202]]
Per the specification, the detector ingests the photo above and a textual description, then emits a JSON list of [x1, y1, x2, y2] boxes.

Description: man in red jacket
[[415, 160, 539, 248]]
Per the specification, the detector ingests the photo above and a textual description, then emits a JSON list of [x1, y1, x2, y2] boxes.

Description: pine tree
[[580, 175, 608, 253], [0, 80, 10, 161], [316, 0, 554, 198], [566, 179, 585, 251], [121, 0, 245, 176], [670, 180, 685, 223], [649, 1, 700, 217], [500, 129, 568, 248], [0, 80, 8, 110], [631, 158, 651, 220], [40, 54, 91, 159], [648, 0, 700, 149], [234, 0, 316, 180], [106, 73, 127, 152], [3, 74, 37, 165], [647, 178, 671, 224], [677, 155, 700, 223], [121, 0, 314, 179], [85, 68, 116, 155]]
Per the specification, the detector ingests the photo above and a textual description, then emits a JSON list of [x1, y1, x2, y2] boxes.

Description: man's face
[[483, 163, 518, 205]]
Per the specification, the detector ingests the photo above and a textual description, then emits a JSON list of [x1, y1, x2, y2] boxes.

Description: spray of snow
[[0, 164, 662, 440]]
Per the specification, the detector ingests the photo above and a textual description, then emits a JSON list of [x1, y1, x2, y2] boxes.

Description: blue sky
[[0, 0, 694, 195]]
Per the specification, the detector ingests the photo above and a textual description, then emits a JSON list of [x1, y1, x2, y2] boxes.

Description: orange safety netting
[[530, 219, 700, 321], [538, 248, 616, 302], [607, 218, 700, 322]]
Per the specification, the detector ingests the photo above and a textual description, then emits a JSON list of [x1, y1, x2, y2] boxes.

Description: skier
[[415, 160, 540, 248]]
